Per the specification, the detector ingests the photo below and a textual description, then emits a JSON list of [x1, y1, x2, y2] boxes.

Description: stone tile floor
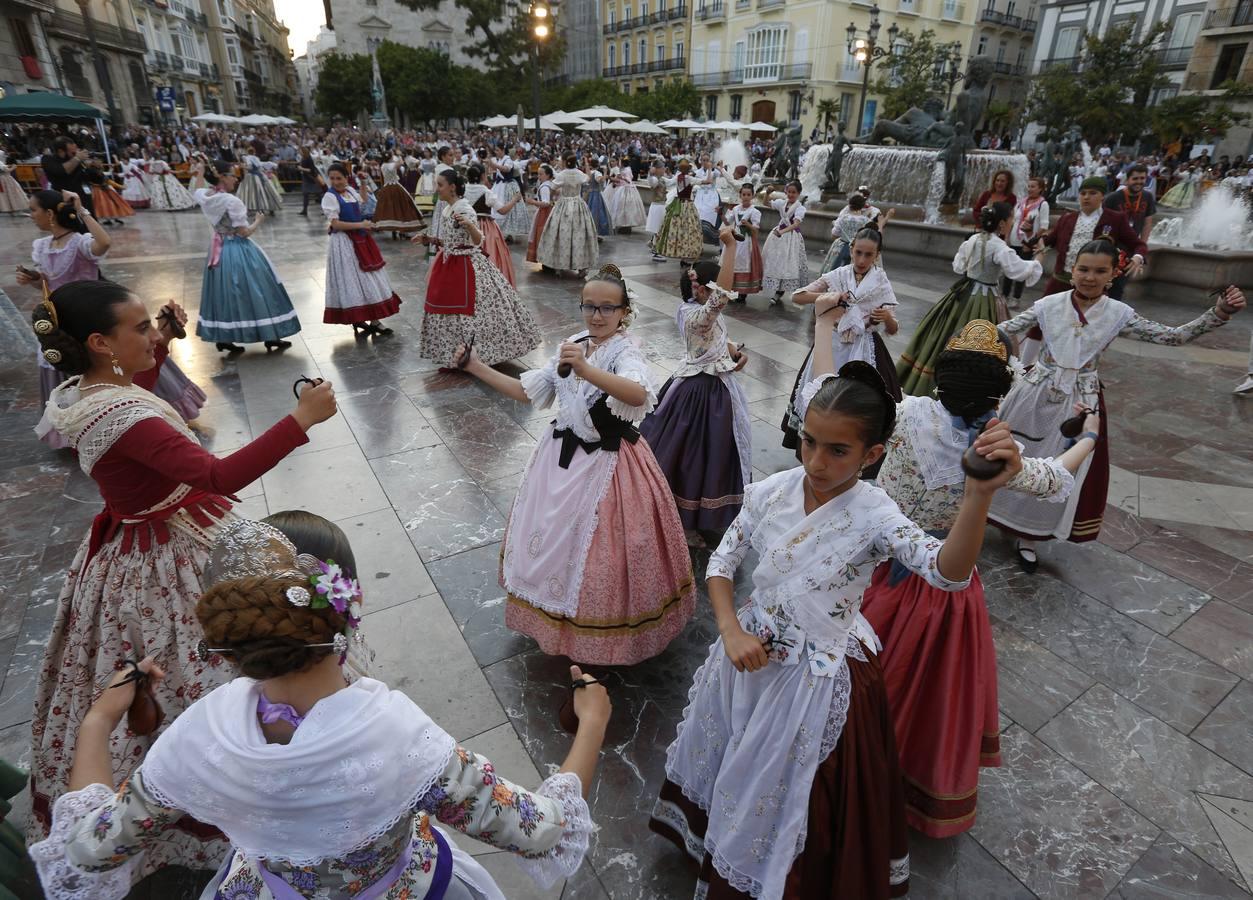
[[0, 199, 1251, 899]]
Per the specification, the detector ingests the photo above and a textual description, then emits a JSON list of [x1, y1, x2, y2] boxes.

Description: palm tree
[[816, 98, 841, 141]]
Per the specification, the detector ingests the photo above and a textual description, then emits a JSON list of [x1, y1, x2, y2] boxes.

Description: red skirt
[[650, 650, 910, 899], [526, 206, 552, 263], [425, 250, 476, 315], [93, 186, 134, 218], [731, 235, 763, 294], [477, 216, 517, 287], [862, 562, 1000, 837]]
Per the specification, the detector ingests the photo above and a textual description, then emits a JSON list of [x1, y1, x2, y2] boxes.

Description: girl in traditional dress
[[645, 159, 671, 261], [30, 510, 604, 900], [413, 169, 541, 367], [352, 157, 379, 218], [490, 145, 532, 241], [781, 227, 901, 453], [641, 230, 751, 544], [1160, 165, 1199, 208], [193, 169, 301, 353], [1004, 176, 1049, 308], [860, 319, 1097, 839], [820, 194, 870, 273], [87, 164, 133, 225], [455, 267, 694, 664], [467, 163, 518, 288], [525, 164, 556, 267], [0, 152, 29, 214], [186, 153, 209, 192], [146, 158, 196, 211], [761, 181, 810, 306], [583, 162, 614, 238], [693, 155, 723, 243], [26, 281, 338, 883], [418, 148, 438, 195], [650, 342, 1027, 900], [374, 152, 425, 237], [120, 152, 150, 209], [992, 242, 1244, 570], [897, 202, 1046, 398], [321, 162, 402, 337], [429, 146, 459, 248], [611, 157, 647, 231], [237, 153, 283, 215], [724, 183, 762, 303], [535, 156, 599, 275], [652, 159, 703, 263]]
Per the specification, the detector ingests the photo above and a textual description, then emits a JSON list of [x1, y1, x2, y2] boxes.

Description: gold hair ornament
[[597, 263, 623, 280], [36, 299, 58, 329], [944, 320, 1007, 362], [43, 348, 62, 365]]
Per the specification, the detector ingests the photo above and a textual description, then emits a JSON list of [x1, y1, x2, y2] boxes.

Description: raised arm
[[1119, 287, 1242, 344]]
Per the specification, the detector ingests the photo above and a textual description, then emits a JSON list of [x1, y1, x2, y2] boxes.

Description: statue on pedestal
[[369, 51, 389, 129], [940, 122, 975, 206], [823, 120, 852, 192], [767, 123, 803, 182]]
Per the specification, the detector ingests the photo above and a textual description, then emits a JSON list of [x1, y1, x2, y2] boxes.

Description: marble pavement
[[0, 198, 1251, 899]]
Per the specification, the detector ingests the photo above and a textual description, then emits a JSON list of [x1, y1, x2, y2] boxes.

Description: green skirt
[[896, 277, 1002, 397]]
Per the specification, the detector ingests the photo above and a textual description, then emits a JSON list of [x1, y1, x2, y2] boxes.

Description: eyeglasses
[[579, 303, 625, 317]]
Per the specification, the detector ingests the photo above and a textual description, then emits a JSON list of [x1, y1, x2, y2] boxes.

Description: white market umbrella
[[657, 119, 679, 127], [544, 110, 588, 125], [711, 120, 745, 131], [272, 116, 297, 125], [671, 118, 704, 129], [237, 113, 278, 126], [569, 105, 638, 119], [576, 120, 606, 131], [479, 115, 513, 127], [191, 113, 237, 123], [523, 117, 567, 131], [748, 121, 778, 132], [604, 119, 635, 130], [630, 120, 671, 134]]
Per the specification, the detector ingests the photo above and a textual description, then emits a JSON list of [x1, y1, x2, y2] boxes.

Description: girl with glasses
[[454, 266, 694, 665]]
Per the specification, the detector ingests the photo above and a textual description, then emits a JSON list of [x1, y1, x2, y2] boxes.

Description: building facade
[[131, 0, 225, 122], [0, 0, 149, 123], [1181, 0, 1253, 156], [558, 0, 602, 83], [600, 0, 690, 94], [325, 0, 478, 68], [687, 0, 980, 136], [294, 24, 337, 119], [969, 0, 1039, 110]]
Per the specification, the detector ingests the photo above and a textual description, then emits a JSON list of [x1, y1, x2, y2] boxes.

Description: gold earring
[[110, 353, 123, 376]]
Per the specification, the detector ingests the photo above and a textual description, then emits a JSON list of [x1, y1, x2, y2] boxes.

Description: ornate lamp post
[[932, 41, 967, 110], [529, 2, 551, 149], [846, 5, 898, 136]]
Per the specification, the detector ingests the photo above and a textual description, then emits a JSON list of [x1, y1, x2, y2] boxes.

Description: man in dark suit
[[41, 136, 94, 214], [1041, 176, 1146, 298]]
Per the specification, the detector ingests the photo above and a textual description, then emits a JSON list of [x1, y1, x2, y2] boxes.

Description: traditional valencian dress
[[466, 182, 517, 287], [611, 166, 647, 229], [640, 281, 752, 533], [584, 170, 612, 236], [491, 155, 532, 238], [504, 331, 695, 665], [898, 232, 1043, 397], [237, 155, 283, 215], [31, 233, 205, 449], [535, 168, 599, 273], [644, 173, 669, 241], [0, 157, 28, 213], [27, 375, 313, 880], [781, 266, 901, 451], [91, 177, 135, 221], [373, 159, 425, 232], [321, 186, 403, 326], [862, 394, 1073, 836], [819, 210, 869, 274], [121, 158, 151, 209], [725, 203, 763, 296], [146, 159, 196, 211], [29, 675, 594, 900], [652, 440, 969, 899], [652, 173, 703, 261], [421, 198, 540, 366], [761, 197, 810, 296], [193, 187, 301, 345], [526, 180, 554, 265], [991, 291, 1229, 543]]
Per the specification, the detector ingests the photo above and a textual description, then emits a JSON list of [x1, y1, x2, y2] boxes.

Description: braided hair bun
[[807, 360, 897, 446], [33, 280, 133, 377]]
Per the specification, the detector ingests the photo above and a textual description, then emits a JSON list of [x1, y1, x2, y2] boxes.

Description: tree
[[395, 0, 566, 71], [1025, 21, 1171, 144], [632, 80, 701, 122], [871, 28, 943, 119], [314, 52, 371, 121], [1150, 80, 1253, 145], [983, 100, 1015, 134], [816, 97, 842, 138]]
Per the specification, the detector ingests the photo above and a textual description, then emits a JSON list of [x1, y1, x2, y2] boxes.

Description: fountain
[[1148, 185, 1253, 252]]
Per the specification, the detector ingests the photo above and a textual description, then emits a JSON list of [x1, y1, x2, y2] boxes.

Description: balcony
[[698, 1, 725, 18], [1040, 55, 1081, 72], [650, 10, 667, 22], [693, 61, 810, 86], [647, 56, 685, 71], [941, 0, 965, 20], [1204, 2, 1253, 29], [759, 0, 785, 10], [1155, 45, 1193, 68], [46, 9, 147, 54], [603, 23, 615, 33], [668, 4, 687, 18], [898, 0, 919, 14], [1023, 17, 1037, 32], [153, 49, 171, 70]]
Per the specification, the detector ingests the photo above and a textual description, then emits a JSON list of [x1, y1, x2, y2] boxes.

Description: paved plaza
[[0, 200, 1251, 899]]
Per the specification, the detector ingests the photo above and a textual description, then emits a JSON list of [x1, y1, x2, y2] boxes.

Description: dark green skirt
[[896, 277, 1002, 398]]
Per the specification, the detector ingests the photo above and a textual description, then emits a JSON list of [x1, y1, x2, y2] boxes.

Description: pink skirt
[[477, 216, 517, 287], [861, 562, 1000, 837], [504, 437, 695, 665]]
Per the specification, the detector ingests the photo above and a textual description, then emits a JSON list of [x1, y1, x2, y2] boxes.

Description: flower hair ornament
[[197, 519, 362, 664]]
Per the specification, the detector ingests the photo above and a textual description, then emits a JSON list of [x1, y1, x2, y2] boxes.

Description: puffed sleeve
[[993, 239, 1043, 285], [1007, 455, 1075, 503], [793, 203, 807, 221], [605, 344, 657, 423], [1119, 308, 1225, 345], [519, 354, 560, 409], [418, 746, 592, 889], [872, 509, 972, 592], [1000, 302, 1041, 338], [225, 194, 250, 228], [321, 190, 340, 220], [952, 235, 973, 274], [29, 770, 184, 900], [708, 480, 761, 581]]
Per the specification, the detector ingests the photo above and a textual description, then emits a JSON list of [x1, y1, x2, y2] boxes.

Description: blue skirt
[[196, 236, 301, 343], [585, 189, 613, 236]]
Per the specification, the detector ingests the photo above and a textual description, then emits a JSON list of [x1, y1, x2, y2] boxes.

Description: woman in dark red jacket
[[972, 169, 1017, 226]]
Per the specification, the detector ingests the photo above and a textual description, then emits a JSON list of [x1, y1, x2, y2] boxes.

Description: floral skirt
[[0, 173, 28, 212], [29, 508, 236, 882], [862, 563, 1000, 837], [492, 181, 533, 237], [535, 198, 599, 272], [419, 251, 540, 366], [149, 174, 196, 211], [652, 199, 702, 260], [236, 173, 282, 215], [761, 230, 810, 295], [612, 183, 647, 228], [503, 437, 695, 666]]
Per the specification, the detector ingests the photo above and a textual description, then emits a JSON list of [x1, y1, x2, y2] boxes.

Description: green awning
[[0, 92, 108, 122]]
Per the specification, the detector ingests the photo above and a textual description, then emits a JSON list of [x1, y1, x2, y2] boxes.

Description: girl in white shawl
[[31, 512, 606, 900]]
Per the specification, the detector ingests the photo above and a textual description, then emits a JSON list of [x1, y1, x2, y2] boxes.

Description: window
[[608, 8, 615, 26], [788, 90, 801, 121], [623, 81, 631, 93], [1212, 42, 1247, 87], [942, 0, 958, 17], [640, 37, 647, 62], [642, 0, 649, 14], [226, 39, 241, 67], [744, 25, 785, 81], [609, 43, 616, 66], [1166, 12, 1201, 64], [705, 94, 718, 118], [8, 17, 37, 57], [1016, 47, 1026, 66], [659, 0, 666, 10], [675, 39, 684, 60], [656, 42, 664, 61], [624, 5, 631, 20], [1006, 0, 1015, 13], [129, 60, 147, 95], [1054, 26, 1080, 60], [996, 40, 1006, 62], [624, 40, 631, 65], [976, 35, 987, 55], [730, 93, 742, 118]]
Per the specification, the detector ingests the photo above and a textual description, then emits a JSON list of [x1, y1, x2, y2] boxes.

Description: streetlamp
[[529, 2, 551, 150], [932, 41, 966, 109], [846, 5, 897, 136]]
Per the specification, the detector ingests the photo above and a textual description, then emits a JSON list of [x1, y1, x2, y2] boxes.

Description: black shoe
[[370, 321, 394, 336], [215, 342, 244, 353], [1015, 541, 1038, 574], [264, 340, 292, 352], [298, 211, 308, 217], [735, 294, 747, 304]]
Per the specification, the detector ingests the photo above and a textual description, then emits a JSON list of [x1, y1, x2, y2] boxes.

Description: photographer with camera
[[40, 136, 95, 216]]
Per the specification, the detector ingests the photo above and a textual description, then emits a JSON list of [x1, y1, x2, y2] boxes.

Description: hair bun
[[598, 263, 623, 280], [836, 360, 897, 442]]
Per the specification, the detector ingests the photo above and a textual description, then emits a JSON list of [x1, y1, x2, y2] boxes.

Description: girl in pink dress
[[455, 267, 695, 665]]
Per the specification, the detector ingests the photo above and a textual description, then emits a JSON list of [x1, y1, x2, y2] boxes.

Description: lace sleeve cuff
[[28, 784, 141, 900], [520, 368, 557, 409], [514, 772, 593, 889], [1009, 456, 1075, 504], [606, 369, 657, 424]]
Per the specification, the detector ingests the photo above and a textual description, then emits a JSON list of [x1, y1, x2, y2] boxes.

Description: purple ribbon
[[257, 693, 305, 729]]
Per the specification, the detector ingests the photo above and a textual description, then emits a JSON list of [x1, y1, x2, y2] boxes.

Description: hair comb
[[598, 263, 623, 280]]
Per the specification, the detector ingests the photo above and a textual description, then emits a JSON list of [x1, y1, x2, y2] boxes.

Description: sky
[[274, 0, 326, 56]]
